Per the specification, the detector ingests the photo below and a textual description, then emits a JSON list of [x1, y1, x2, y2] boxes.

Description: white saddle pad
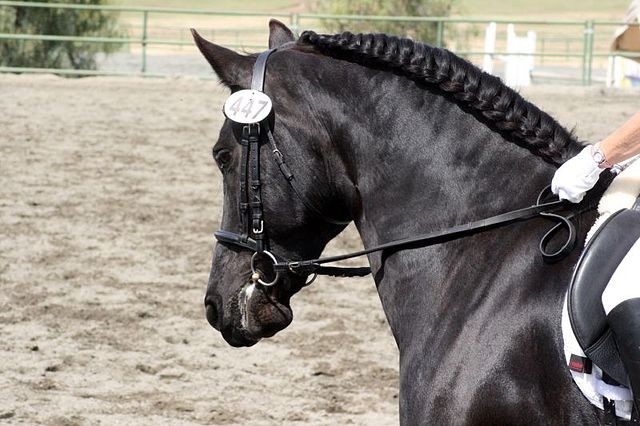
[[562, 157, 640, 420]]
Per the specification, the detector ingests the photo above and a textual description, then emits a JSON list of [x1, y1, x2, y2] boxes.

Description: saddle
[[568, 197, 640, 386]]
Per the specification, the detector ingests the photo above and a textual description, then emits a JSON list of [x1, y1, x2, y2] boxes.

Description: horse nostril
[[204, 297, 219, 330]]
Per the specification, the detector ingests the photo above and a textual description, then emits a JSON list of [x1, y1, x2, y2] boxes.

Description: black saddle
[[568, 199, 640, 386]]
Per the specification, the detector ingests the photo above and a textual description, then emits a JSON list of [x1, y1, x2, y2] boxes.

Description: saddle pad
[[562, 157, 640, 420], [569, 208, 640, 385]]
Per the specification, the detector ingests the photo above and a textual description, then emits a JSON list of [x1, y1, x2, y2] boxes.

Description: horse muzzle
[[205, 279, 293, 347]]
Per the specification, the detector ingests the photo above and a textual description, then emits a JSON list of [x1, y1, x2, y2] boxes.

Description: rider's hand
[[551, 145, 603, 203]]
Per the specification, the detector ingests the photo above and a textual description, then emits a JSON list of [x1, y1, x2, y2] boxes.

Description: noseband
[[214, 47, 590, 287]]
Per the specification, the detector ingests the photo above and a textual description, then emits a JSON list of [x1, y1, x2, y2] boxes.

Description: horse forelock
[[296, 31, 584, 166]]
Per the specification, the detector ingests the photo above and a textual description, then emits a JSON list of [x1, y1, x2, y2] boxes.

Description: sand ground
[[0, 74, 638, 425]]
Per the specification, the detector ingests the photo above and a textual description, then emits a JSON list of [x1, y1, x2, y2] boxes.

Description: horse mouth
[[238, 282, 293, 338], [208, 281, 293, 348]]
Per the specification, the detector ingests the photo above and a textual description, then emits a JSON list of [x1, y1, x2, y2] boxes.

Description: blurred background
[[0, 0, 639, 86]]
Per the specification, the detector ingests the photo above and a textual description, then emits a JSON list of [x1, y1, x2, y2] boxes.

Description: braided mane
[[297, 31, 583, 166]]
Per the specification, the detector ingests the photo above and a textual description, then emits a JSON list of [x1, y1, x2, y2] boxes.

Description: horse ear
[[191, 29, 252, 88], [268, 19, 295, 48]]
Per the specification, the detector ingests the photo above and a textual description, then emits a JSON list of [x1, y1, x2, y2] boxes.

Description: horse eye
[[213, 148, 232, 168]]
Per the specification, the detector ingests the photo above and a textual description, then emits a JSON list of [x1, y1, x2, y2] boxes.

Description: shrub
[[0, 0, 122, 70], [312, 0, 456, 46]]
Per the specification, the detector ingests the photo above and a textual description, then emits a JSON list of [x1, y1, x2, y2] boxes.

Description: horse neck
[[336, 75, 559, 250], [325, 70, 581, 351], [288, 50, 606, 422]]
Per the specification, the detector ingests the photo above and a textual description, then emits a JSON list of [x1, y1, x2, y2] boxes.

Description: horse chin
[[220, 326, 261, 348], [226, 281, 293, 347]]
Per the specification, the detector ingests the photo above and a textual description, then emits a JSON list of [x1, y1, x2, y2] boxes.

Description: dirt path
[[0, 74, 638, 425]]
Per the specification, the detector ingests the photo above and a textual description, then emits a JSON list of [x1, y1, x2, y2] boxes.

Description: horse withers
[[193, 20, 615, 424]]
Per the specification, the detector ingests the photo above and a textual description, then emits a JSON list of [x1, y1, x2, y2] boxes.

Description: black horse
[[193, 21, 614, 424]]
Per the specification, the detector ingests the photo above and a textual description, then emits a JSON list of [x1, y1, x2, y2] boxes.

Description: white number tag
[[223, 90, 272, 124]]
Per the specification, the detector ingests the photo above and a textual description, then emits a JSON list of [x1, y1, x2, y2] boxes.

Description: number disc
[[223, 89, 272, 124]]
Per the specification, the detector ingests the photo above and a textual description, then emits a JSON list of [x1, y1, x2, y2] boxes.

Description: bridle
[[214, 47, 589, 288], [214, 46, 350, 286]]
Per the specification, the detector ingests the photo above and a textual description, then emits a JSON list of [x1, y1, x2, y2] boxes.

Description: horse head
[[192, 21, 354, 347]]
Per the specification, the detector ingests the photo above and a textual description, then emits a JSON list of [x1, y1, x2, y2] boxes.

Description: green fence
[[0, 0, 639, 85]]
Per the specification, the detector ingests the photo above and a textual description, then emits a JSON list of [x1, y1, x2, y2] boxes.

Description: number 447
[[229, 97, 269, 120]]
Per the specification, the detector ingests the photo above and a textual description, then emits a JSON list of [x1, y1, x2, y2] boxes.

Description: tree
[[0, 0, 122, 70], [312, 0, 456, 46]]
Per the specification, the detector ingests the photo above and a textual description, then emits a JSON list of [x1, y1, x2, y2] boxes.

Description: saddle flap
[[568, 208, 640, 385]]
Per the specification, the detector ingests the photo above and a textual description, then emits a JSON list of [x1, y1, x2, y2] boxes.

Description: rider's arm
[[601, 112, 640, 165], [552, 112, 640, 203]]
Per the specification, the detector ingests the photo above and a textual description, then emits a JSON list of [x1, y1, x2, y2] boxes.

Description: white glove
[[551, 145, 603, 203]]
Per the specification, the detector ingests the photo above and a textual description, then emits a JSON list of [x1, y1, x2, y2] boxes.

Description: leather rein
[[214, 47, 586, 287]]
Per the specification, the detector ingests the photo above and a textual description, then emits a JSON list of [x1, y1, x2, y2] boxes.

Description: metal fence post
[[290, 13, 300, 35], [581, 20, 594, 86], [581, 21, 587, 85], [587, 21, 595, 86], [436, 20, 444, 48], [141, 10, 148, 74]]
